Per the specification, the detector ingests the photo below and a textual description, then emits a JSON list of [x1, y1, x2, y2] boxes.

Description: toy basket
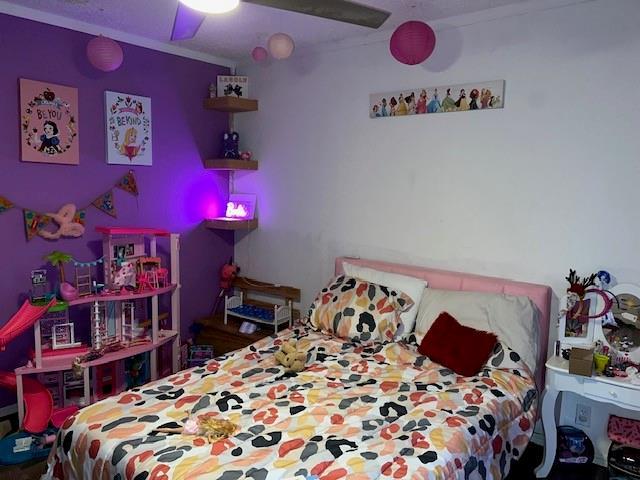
[[609, 415, 640, 450]]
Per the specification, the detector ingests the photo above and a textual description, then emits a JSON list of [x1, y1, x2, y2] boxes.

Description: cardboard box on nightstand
[[569, 346, 594, 377]]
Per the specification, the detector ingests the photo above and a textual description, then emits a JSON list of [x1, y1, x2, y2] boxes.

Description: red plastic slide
[[0, 372, 53, 433], [0, 299, 55, 350]]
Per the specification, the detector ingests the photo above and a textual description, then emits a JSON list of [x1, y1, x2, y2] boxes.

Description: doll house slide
[[1, 227, 181, 431]]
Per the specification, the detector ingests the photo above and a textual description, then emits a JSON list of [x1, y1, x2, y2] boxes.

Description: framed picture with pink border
[[20, 78, 79, 165]]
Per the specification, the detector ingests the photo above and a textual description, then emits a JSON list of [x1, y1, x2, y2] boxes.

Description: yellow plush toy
[[275, 339, 307, 372]]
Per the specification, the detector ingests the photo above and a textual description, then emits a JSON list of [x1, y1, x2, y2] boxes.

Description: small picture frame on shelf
[[52, 323, 80, 349], [217, 75, 248, 98]]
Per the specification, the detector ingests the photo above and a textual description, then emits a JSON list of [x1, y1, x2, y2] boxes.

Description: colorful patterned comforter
[[45, 325, 537, 480]]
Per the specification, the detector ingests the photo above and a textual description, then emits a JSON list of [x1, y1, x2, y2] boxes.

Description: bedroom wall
[[0, 14, 232, 408], [234, 0, 640, 463]]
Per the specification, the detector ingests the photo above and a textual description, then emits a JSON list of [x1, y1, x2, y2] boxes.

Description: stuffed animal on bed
[[275, 339, 307, 372]]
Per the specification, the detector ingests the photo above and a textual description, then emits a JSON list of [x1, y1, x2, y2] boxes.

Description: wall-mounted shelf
[[205, 218, 258, 231], [204, 97, 258, 113], [204, 159, 258, 171]]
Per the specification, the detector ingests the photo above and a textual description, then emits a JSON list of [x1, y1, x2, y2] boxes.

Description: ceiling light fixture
[[179, 0, 239, 14]]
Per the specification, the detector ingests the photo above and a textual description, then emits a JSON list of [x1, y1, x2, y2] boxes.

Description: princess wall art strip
[[370, 80, 504, 119]]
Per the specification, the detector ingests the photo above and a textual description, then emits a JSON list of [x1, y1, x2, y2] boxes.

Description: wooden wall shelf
[[204, 97, 258, 112], [205, 218, 258, 231], [204, 159, 258, 170]]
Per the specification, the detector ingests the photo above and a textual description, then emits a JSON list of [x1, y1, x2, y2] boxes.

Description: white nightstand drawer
[[583, 380, 640, 408]]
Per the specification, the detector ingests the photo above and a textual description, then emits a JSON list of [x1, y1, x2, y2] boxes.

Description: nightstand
[[196, 314, 272, 355], [536, 356, 640, 477]]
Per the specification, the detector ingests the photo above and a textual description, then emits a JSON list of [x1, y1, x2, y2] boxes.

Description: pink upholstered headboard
[[335, 257, 552, 390]]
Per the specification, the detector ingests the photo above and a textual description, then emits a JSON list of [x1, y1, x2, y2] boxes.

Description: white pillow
[[414, 289, 539, 374], [342, 263, 427, 337]]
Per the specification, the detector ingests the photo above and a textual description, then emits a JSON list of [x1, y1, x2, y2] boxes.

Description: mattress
[[44, 325, 537, 479]]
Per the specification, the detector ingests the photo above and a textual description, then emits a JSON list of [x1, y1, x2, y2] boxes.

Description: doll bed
[[44, 259, 551, 480]]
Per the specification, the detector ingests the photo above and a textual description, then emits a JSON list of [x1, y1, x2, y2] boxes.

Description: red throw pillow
[[418, 311, 498, 377]]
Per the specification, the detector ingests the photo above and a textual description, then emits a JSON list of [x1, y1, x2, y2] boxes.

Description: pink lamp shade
[[390, 21, 436, 65], [86, 35, 124, 72], [251, 46, 268, 62], [268, 33, 295, 60]]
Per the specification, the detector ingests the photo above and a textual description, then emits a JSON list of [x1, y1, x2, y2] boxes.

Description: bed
[[45, 257, 551, 480]]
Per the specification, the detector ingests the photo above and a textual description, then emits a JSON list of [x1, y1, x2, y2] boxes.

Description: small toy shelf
[[68, 284, 177, 307], [204, 218, 258, 231], [203, 97, 258, 112], [203, 158, 258, 171]]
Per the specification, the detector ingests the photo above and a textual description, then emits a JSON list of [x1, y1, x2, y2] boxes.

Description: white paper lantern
[[268, 33, 295, 60]]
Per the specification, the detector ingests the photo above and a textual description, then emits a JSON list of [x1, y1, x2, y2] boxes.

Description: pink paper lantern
[[390, 21, 436, 66], [268, 33, 295, 60], [87, 35, 124, 72], [251, 46, 268, 63]]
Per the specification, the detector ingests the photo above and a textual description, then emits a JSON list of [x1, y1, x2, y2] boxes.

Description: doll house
[[13, 227, 180, 424]]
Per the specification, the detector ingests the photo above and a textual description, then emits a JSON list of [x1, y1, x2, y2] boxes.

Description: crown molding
[[0, 0, 236, 69]]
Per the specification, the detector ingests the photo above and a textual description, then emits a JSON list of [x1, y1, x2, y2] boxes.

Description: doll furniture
[[9, 227, 181, 428], [224, 277, 300, 334]]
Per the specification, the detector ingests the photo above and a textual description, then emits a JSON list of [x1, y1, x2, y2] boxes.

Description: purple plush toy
[[222, 131, 240, 159]]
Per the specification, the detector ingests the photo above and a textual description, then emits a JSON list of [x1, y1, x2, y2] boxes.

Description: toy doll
[[380, 98, 389, 117], [389, 97, 397, 116], [441, 88, 456, 112], [469, 89, 480, 110], [396, 94, 408, 116], [427, 89, 441, 113], [455, 89, 469, 111], [406, 92, 416, 115], [416, 89, 428, 114], [480, 88, 492, 109]]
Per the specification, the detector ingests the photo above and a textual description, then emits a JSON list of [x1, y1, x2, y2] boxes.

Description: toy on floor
[[275, 339, 307, 373], [155, 414, 237, 444], [0, 428, 57, 465], [0, 372, 77, 436]]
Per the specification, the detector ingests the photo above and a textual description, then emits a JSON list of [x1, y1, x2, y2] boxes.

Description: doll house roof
[[95, 227, 170, 237]]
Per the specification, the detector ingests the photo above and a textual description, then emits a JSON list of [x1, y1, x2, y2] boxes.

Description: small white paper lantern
[[268, 33, 295, 60]]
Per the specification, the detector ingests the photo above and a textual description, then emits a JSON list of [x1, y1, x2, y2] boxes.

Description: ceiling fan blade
[[242, 0, 390, 29], [171, 3, 206, 41]]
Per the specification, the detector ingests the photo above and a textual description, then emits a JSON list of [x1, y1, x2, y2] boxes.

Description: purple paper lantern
[[251, 46, 268, 63], [87, 35, 124, 72], [390, 21, 436, 65]]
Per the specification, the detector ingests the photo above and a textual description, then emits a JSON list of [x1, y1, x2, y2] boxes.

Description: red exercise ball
[[390, 21, 436, 65]]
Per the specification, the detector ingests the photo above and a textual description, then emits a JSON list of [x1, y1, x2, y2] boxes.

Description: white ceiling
[[2, 0, 535, 60]]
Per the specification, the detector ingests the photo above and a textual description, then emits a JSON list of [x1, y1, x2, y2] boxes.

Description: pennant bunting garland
[[23, 209, 51, 241], [92, 190, 117, 218], [2, 171, 138, 241], [116, 170, 139, 196], [0, 196, 13, 214]]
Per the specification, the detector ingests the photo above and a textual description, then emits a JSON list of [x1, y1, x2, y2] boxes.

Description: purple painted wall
[[0, 13, 234, 408]]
